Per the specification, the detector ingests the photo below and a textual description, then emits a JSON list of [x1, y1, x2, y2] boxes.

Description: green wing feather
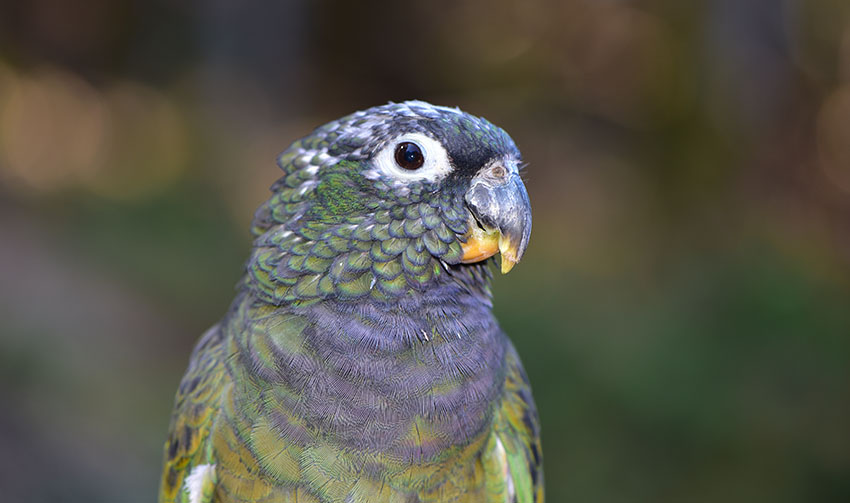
[[490, 345, 545, 503], [159, 326, 226, 503]]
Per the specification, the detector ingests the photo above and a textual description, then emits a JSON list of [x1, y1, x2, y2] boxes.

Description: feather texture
[[159, 102, 543, 502]]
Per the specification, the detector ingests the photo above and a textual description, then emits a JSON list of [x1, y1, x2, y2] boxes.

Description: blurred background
[[1, 0, 849, 501]]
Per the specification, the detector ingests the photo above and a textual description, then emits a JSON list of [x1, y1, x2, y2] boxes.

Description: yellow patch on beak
[[460, 227, 521, 274]]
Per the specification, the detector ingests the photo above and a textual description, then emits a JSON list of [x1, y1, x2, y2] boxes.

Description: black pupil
[[394, 142, 425, 170]]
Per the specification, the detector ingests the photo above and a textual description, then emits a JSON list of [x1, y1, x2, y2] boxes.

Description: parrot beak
[[461, 163, 532, 274]]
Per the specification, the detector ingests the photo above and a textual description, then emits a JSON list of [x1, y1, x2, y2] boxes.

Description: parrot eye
[[370, 132, 451, 182], [394, 142, 425, 170]]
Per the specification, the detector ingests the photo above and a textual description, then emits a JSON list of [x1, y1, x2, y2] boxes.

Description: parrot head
[[247, 101, 532, 304]]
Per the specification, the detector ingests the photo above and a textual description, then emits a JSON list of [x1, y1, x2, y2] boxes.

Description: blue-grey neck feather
[[230, 269, 507, 462]]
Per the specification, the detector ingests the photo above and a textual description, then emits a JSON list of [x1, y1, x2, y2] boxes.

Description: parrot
[[159, 101, 543, 503]]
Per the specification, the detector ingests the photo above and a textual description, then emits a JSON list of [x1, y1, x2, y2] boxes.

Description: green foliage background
[[1, 1, 849, 501]]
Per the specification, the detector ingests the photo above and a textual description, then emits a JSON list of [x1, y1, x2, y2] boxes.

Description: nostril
[[491, 165, 507, 179]]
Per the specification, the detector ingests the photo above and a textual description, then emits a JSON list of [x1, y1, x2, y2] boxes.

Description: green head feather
[[245, 101, 524, 305]]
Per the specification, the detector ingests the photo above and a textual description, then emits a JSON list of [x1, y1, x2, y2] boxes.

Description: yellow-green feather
[[160, 327, 226, 503]]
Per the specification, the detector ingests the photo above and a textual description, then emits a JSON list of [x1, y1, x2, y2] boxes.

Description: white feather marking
[[401, 100, 464, 118], [494, 438, 516, 501], [184, 464, 215, 503], [298, 181, 317, 195]]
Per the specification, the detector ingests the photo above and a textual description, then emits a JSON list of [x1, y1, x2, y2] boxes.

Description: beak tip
[[500, 257, 517, 274], [497, 234, 523, 274]]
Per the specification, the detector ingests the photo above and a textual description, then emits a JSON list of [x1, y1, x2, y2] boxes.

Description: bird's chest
[[226, 296, 510, 498], [228, 349, 507, 502], [293, 318, 508, 459]]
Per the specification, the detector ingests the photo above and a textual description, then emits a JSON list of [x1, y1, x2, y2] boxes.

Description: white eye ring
[[372, 132, 453, 182]]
